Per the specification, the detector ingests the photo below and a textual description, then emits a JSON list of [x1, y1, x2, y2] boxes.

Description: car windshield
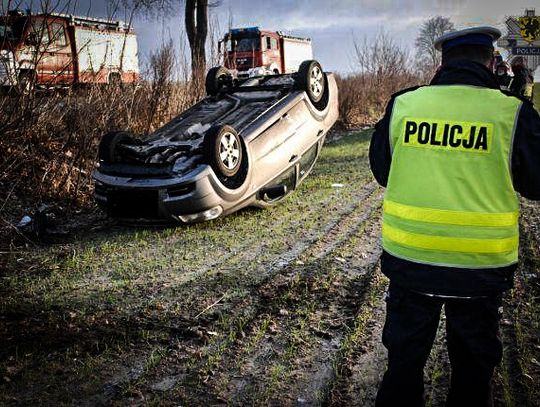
[[232, 36, 260, 52]]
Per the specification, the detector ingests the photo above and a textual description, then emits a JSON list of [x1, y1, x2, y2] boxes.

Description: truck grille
[[235, 57, 253, 70]]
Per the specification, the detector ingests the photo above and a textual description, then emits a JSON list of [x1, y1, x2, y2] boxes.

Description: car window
[[50, 22, 67, 46], [299, 144, 318, 179]]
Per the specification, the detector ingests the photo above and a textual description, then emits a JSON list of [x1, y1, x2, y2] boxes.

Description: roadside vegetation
[[1, 131, 539, 406]]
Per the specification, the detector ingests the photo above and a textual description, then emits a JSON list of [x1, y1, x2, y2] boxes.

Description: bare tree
[[185, 0, 208, 84], [207, 8, 222, 68], [115, 0, 220, 83], [354, 31, 410, 79], [415, 16, 454, 70], [347, 30, 419, 123]]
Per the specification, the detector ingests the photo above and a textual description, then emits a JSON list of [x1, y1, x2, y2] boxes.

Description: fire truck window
[[235, 38, 260, 52], [51, 23, 67, 47], [271, 38, 278, 49], [266, 37, 271, 50], [0, 18, 27, 41], [30, 20, 49, 44], [0, 24, 15, 40]]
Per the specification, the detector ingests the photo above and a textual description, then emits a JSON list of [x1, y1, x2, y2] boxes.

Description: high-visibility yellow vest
[[383, 85, 522, 268], [524, 83, 533, 99]]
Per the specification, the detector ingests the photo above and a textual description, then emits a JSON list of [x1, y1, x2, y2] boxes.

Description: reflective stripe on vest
[[383, 85, 522, 269]]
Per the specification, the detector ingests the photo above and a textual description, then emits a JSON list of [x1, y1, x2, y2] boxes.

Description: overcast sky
[[3, 0, 540, 77]]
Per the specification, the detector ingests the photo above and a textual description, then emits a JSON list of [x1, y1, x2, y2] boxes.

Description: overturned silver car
[[93, 60, 339, 223]]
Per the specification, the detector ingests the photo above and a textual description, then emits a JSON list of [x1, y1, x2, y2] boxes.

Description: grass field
[[1, 131, 539, 406]]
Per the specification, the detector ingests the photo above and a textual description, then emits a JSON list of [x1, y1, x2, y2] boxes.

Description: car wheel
[[203, 125, 247, 188], [98, 131, 135, 163], [295, 60, 328, 109], [205, 66, 233, 96]]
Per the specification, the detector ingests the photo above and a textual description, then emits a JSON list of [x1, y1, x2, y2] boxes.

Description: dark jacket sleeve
[[511, 102, 540, 200], [510, 68, 528, 96], [369, 98, 395, 187]]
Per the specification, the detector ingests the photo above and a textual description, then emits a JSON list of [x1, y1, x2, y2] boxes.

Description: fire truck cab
[[220, 27, 313, 79]]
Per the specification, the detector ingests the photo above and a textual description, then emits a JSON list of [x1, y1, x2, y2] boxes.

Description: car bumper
[[93, 165, 246, 223]]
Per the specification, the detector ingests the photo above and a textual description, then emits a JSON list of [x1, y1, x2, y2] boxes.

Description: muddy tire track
[[112, 190, 384, 405], [216, 206, 384, 405]]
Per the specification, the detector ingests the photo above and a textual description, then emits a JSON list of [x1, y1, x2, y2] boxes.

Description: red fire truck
[[0, 10, 139, 89], [219, 27, 313, 78]]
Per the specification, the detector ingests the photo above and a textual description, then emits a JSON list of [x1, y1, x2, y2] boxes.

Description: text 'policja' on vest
[[403, 118, 493, 153]]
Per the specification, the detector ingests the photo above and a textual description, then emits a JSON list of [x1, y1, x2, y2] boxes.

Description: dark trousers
[[375, 282, 503, 407]]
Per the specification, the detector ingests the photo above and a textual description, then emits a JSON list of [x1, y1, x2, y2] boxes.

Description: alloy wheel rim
[[219, 132, 240, 170], [309, 65, 323, 98]]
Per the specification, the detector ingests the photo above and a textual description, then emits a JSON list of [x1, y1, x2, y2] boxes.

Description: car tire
[[205, 66, 233, 96], [203, 125, 247, 188], [98, 131, 136, 163], [295, 60, 328, 109]]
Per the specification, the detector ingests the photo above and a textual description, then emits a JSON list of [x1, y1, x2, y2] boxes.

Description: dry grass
[[1, 82, 195, 201], [336, 72, 421, 128], [0, 38, 201, 242]]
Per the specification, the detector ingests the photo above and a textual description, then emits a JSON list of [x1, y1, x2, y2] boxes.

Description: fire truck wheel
[[205, 66, 233, 96], [108, 72, 122, 86], [203, 125, 247, 188], [18, 71, 35, 94], [98, 131, 136, 163], [296, 60, 328, 108]]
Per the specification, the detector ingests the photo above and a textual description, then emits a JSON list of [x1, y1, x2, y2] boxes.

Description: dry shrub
[[337, 31, 423, 128]]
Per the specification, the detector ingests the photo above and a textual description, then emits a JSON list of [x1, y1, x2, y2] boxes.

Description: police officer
[[370, 26, 540, 407]]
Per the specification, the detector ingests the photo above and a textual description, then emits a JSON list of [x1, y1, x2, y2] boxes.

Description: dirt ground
[[1, 131, 539, 406]]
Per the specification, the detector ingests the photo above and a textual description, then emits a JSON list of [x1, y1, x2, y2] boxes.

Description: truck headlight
[[250, 67, 266, 77]]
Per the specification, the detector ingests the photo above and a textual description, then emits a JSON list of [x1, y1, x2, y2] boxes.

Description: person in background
[[495, 61, 513, 91], [370, 26, 540, 407], [510, 57, 534, 100]]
